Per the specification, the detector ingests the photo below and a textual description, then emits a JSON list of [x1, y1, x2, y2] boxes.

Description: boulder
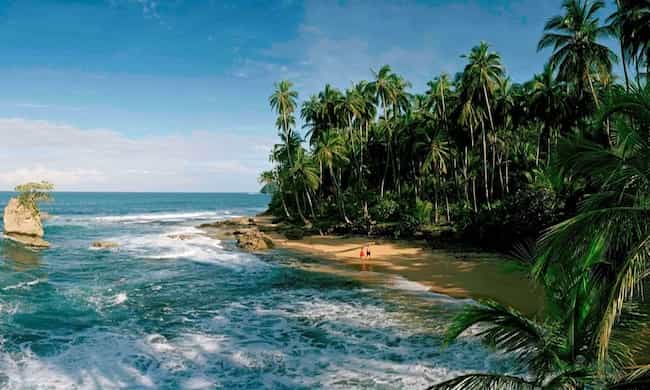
[[167, 234, 195, 241], [236, 230, 274, 251], [3, 198, 49, 247], [4, 233, 49, 248], [91, 241, 120, 249]]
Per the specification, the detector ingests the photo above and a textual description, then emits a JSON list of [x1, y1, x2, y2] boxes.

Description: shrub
[[414, 198, 433, 225], [15, 181, 54, 215], [371, 197, 400, 222]]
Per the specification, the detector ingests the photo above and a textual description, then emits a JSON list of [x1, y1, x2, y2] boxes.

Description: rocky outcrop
[[198, 217, 274, 252], [3, 198, 49, 248], [198, 217, 256, 229], [234, 229, 274, 251], [91, 241, 120, 249], [167, 234, 196, 241]]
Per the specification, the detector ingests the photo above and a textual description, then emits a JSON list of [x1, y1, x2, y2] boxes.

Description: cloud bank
[[0, 118, 273, 192]]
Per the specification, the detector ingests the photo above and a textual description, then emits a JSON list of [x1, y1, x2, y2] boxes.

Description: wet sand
[[265, 231, 542, 315], [201, 216, 544, 316]]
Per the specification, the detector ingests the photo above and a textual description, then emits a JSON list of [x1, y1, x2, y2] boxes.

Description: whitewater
[[0, 192, 516, 389]]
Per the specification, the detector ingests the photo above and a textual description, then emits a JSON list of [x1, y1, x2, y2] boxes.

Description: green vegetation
[[15, 181, 54, 215], [261, 0, 650, 387]]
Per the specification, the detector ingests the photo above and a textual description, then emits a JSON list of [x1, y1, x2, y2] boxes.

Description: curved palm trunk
[[293, 191, 307, 223], [277, 177, 292, 219], [305, 189, 316, 219], [444, 192, 451, 223], [481, 124, 490, 209], [463, 146, 470, 207], [329, 165, 351, 224], [587, 73, 600, 109], [614, 0, 631, 91]]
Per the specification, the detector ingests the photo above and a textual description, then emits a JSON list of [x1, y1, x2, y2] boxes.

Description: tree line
[[262, 1, 650, 387]]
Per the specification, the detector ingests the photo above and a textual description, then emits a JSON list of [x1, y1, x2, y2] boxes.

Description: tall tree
[[269, 80, 299, 165], [461, 41, 505, 208], [538, 0, 617, 109], [608, 1, 650, 88]]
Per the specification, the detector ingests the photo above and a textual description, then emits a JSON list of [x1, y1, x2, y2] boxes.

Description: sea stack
[[3, 197, 50, 247]]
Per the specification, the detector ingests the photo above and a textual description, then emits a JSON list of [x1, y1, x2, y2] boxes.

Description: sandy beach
[[201, 216, 544, 316]]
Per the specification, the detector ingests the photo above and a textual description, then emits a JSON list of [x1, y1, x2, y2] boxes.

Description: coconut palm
[[426, 73, 453, 127], [461, 41, 504, 208], [270, 80, 299, 165], [535, 85, 650, 368], [538, 0, 617, 109], [291, 147, 319, 219], [608, 1, 650, 88], [430, 258, 642, 390], [528, 64, 567, 165], [313, 129, 351, 223]]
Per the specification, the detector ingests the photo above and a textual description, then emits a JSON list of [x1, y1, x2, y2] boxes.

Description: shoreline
[[199, 215, 543, 316]]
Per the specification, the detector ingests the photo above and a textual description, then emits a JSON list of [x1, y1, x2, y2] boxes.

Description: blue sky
[[0, 0, 618, 191]]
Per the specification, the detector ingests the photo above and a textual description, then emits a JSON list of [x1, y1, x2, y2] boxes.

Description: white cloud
[[0, 118, 273, 192]]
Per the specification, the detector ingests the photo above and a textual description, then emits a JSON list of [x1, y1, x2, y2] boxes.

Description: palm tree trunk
[[294, 191, 307, 223], [587, 73, 600, 109], [490, 137, 496, 197], [536, 124, 543, 167], [281, 195, 291, 219], [614, 0, 631, 91], [482, 85, 496, 133], [305, 189, 316, 219], [464, 147, 470, 207], [497, 153, 504, 195], [471, 178, 478, 213], [330, 165, 351, 224], [481, 124, 491, 209], [444, 192, 450, 223], [505, 158, 510, 194], [434, 187, 439, 224]]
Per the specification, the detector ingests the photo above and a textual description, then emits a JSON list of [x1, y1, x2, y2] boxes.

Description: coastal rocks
[[91, 241, 120, 249], [3, 198, 49, 248], [167, 234, 195, 241], [197, 217, 274, 251], [234, 229, 274, 251], [198, 217, 256, 229]]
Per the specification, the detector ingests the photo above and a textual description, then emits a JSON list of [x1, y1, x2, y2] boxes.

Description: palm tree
[[369, 65, 411, 197], [461, 41, 505, 208], [608, 1, 650, 88], [535, 86, 650, 368], [429, 298, 638, 389], [528, 64, 567, 165], [420, 129, 450, 223], [538, 0, 617, 109], [270, 80, 299, 165], [301, 94, 326, 147], [291, 147, 319, 219], [314, 129, 351, 224], [426, 73, 453, 126], [259, 170, 291, 219]]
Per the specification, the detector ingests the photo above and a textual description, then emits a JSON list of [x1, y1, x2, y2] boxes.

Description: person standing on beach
[[359, 246, 366, 260], [366, 244, 371, 258]]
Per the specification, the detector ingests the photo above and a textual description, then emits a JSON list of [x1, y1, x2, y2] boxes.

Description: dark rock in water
[[167, 234, 195, 241], [3, 198, 49, 247], [4, 232, 50, 248], [91, 241, 119, 249], [198, 217, 256, 229], [236, 230, 274, 251]]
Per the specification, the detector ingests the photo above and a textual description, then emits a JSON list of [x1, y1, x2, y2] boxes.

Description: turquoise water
[[0, 192, 512, 389]]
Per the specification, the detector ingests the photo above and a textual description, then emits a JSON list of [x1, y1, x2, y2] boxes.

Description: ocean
[[0, 192, 514, 389]]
